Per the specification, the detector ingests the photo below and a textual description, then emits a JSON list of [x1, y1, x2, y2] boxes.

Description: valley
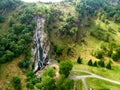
[[0, 0, 120, 90]]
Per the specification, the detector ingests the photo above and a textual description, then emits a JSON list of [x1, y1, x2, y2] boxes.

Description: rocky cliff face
[[31, 16, 50, 72]]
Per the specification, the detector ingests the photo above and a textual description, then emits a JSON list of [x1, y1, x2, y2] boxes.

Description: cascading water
[[31, 15, 50, 73]]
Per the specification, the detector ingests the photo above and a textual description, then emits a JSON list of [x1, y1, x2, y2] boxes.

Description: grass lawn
[[75, 80, 85, 90], [0, 56, 27, 90], [70, 71, 90, 76], [73, 64, 120, 82], [86, 78, 120, 90]]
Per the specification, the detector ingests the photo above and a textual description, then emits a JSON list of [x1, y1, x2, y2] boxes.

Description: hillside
[[0, 0, 120, 90]]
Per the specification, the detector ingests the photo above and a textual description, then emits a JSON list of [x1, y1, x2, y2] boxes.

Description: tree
[[63, 79, 74, 90], [88, 59, 93, 66], [41, 67, 55, 78], [106, 61, 111, 69], [56, 75, 65, 90], [93, 61, 97, 67], [54, 45, 63, 55], [56, 75, 74, 90], [77, 56, 82, 64], [59, 61, 73, 77], [41, 76, 55, 90], [26, 82, 34, 89], [98, 60, 105, 67], [5, 50, 14, 61], [18, 60, 30, 69], [12, 76, 21, 90], [36, 83, 42, 89]]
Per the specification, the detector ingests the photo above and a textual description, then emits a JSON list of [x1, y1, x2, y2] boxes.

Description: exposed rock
[[31, 16, 50, 73]]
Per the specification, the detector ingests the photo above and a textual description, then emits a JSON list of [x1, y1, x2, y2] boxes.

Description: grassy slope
[[0, 7, 27, 90], [75, 80, 85, 90], [73, 64, 120, 82], [86, 78, 120, 90], [0, 56, 27, 90], [50, 2, 120, 87]]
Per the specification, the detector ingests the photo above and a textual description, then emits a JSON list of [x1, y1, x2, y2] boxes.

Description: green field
[[86, 78, 120, 90], [73, 64, 120, 82], [70, 71, 90, 76], [75, 80, 85, 90]]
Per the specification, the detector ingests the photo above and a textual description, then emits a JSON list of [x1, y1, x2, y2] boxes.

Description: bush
[[12, 76, 21, 90], [93, 61, 97, 67], [36, 83, 42, 89], [41, 67, 55, 78], [92, 49, 103, 59], [59, 61, 73, 77], [111, 47, 120, 61], [54, 45, 63, 55], [106, 62, 111, 69], [56, 75, 74, 90], [26, 82, 34, 89], [18, 60, 30, 69], [88, 59, 93, 66], [77, 56, 82, 64], [98, 60, 105, 67]]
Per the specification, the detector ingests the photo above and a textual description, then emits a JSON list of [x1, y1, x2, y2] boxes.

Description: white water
[[31, 16, 50, 72], [22, 0, 62, 2]]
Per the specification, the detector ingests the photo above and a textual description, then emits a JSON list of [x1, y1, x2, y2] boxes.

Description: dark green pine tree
[[88, 59, 93, 66], [77, 56, 82, 64], [93, 61, 97, 67], [106, 62, 111, 69]]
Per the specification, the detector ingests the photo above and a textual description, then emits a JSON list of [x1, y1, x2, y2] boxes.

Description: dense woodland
[[1, 0, 120, 90]]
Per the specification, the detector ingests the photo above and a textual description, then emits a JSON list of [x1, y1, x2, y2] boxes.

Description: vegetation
[[88, 59, 93, 66], [59, 61, 73, 77], [1, 0, 120, 89], [86, 78, 120, 90], [77, 56, 82, 64], [93, 61, 97, 67], [56, 75, 74, 90], [12, 76, 21, 90], [26, 71, 38, 89], [106, 61, 112, 69]]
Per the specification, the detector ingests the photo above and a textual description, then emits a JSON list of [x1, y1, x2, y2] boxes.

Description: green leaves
[[12, 76, 21, 90], [59, 61, 73, 77]]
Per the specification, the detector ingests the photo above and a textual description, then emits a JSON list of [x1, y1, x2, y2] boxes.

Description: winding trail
[[68, 70, 120, 90]]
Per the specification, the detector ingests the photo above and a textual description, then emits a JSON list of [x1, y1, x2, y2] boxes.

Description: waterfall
[[31, 16, 50, 72]]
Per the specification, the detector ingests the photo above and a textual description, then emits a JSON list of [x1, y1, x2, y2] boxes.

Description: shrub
[[98, 60, 105, 67], [56, 75, 74, 90], [54, 45, 63, 55], [88, 59, 93, 66], [106, 62, 111, 69], [77, 56, 82, 64], [36, 83, 42, 89], [41, 67, 55, 78], [26, 82, 34, 89], [12, 76, 21, 90], [18, 60, 30, 69], [93, 61, 97, 67], [59, 61, 73, 77], [92, 49, 103, 59]]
